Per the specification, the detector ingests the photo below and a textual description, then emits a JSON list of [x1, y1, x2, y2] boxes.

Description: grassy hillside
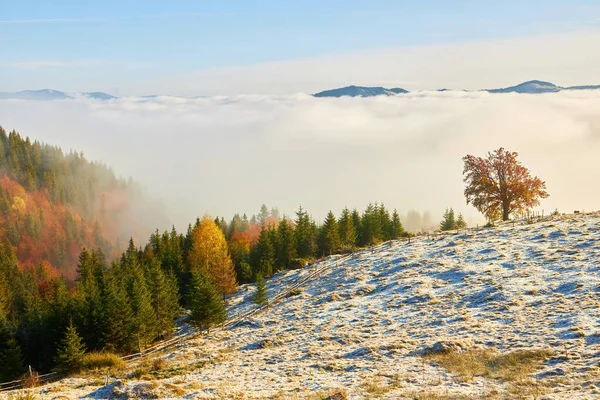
[[11, 212, 600, 399]]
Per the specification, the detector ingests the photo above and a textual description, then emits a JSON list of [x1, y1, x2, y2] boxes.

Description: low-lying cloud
[[1, 90, 599, 231]]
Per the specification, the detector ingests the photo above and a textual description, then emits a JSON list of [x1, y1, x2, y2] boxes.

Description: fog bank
[[1, 90, 599, 231]]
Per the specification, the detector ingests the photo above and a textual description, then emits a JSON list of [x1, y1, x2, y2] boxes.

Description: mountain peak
[[313, 85, 409, 98]]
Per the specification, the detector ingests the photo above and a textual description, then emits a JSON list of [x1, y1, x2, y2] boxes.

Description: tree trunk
[[502, 203, 510, 221]]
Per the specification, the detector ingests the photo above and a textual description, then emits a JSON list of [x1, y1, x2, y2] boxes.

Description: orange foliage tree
[[189, 216, 238, 295], [463, 148, 549, 221]]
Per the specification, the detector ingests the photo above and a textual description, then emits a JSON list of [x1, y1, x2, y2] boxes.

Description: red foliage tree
[[462, 148, 549, 221]]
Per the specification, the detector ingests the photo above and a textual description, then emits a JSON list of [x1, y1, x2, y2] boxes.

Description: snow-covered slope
[[7, 213, 600, 399]]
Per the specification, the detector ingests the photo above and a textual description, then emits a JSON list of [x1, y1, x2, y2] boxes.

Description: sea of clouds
[[1, 90, 599, 231]]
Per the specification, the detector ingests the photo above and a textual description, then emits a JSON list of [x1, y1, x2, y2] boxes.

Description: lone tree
[[463, 148, 548, 221]]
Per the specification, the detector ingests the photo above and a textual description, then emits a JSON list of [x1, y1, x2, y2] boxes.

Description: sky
[[1, 1, 600, 232], [2, 1, 600, 95]]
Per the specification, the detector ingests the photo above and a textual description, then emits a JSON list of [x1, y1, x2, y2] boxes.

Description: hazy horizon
[[1, 89, 599, 233]]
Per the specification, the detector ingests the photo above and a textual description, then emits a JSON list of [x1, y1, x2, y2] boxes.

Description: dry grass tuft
[[425, 347, 553, 383], [151, 357, 167, 371], [7, 391, 36, 400], [83, 351, 125, 370]]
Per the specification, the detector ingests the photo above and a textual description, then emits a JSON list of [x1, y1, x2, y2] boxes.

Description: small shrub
[[151, 357, 167, 371], [287, 258, 308, 270], [20, 370, 40, 388], [83, 351, 125, 370], [286, 288, 303, 297]]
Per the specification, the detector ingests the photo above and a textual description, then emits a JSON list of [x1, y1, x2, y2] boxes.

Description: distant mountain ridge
[[313, 80, 600, 97], [313, 85, 409, 98], [0, 89, 116, 101], [1, 81, 600, 100]]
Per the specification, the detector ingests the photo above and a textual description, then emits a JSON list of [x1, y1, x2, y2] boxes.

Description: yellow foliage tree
[[11, 196, 26, 213], [189, 216, 238, 295]]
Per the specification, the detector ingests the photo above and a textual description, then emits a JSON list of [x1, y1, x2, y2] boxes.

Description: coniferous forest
[[0, 128, 410, 380]]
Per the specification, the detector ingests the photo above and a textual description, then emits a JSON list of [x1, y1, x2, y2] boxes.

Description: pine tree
[[440, 208, 457, 231], [318, 211, 340, 256], [338, 207, 357, 250], [456, 213, 467, 229], [275, 218, 296, 270], [0, 336, 26, 381], [54, 322, 86, 373], [390, 209, 405, 239], [102, 276, 134, 352], [294, 206, 316, 259], [258, 204, 269, 226], [130, 269, 157, 351], [148, 261, 180, 338], [251, 228, 275, 278], [187, 273, 227, 333], [253, 274, 268, 307]]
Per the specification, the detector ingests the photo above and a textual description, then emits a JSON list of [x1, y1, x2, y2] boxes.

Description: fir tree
[[275, 218, 296, 271], [102, 276, 134, 353], [258, 204, 270, 226], [440, 208, 457, 231], [253, 274, 268, 307], [294, 206, 316, 259], [318, 211, 340, 256], [456, 213, 467, 229], [148, 261, 180, 338], [338, 207, 357, 250], [251, 228, 275, 278], [0, 337, 26, 381], [54, 322, 86, 373], [187, 273, 227, 333], [390, 209, 405, 239], [130, 269, 157, 350]]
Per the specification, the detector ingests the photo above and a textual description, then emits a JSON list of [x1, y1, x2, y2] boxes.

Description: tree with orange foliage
[[463, 148, 549, 221], [189, 216, 238, 295]]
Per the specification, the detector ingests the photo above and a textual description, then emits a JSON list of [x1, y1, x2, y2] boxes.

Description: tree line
[[0, 201, 410, 379]]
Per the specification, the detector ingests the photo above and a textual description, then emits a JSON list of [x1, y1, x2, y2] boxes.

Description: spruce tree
[[440, 208, 457, 231], [102, 276, 134, 352], [253, 274, 268, 307], [54, 322, 86, 373], [0, 336, 26, 381], [275, 218, 296, 271], [187, 274, 227, 333], [251, 228, 275, 278], [318, 211, 340, 256], [148, 261, 179, 338], [338, 207, 357, 250], [390, 209, 405, 239], [130, 270, 157, 350], [456, 213, 467, 229]]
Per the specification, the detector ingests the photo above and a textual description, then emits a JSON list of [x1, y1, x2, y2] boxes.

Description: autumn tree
[[463, 148, 548, 221], [189, 216, 238, 295]]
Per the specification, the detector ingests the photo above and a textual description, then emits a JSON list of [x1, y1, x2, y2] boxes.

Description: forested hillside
[[0, 126, 163, 280], [0, 126, 411, 381]]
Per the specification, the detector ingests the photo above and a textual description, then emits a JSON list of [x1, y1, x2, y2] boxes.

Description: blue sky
[[2, 0, 600, 94]]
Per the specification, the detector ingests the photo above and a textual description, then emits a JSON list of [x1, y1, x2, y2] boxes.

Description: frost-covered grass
[[5, 212, 600, 399]]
